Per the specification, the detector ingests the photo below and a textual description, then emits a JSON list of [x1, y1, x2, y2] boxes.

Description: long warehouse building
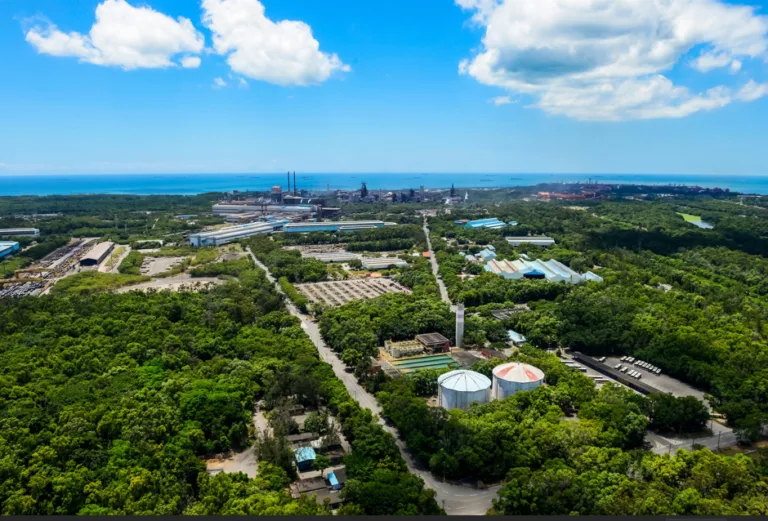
[[0, 228, 40, 237], [189, 220, 288, 247], [80, 242, 115, 267], [283, 221, 396, 233], [213, 204, 315, 215]]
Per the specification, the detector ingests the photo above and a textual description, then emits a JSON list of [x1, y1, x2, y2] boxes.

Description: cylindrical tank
[[438, 370, 492, 411], [491, 362, 545, 400]]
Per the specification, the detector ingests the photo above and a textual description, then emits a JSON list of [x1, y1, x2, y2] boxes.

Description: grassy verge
[[52, 271, 150, 296]]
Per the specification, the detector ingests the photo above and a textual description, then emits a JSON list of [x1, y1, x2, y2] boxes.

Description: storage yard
[[296, 278, 409, 307]]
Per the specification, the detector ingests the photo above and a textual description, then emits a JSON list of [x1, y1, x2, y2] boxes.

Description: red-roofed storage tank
[[491, 362, 545, 400]]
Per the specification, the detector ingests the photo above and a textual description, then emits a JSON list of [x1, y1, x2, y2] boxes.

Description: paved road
[[247, 248, 499, 515], [423, 217, 453, 307], [648, 429, 739, 455]]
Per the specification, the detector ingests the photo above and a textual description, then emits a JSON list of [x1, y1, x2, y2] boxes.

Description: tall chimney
[[287, 172, 290, 194], [293, 172, 297, 195], [456, 303, 465, 348]]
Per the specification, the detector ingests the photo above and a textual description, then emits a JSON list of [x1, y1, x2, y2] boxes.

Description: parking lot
[[140, 256, 186, 276], [603, 355, 709, 406], [296, 278, 409, 307]]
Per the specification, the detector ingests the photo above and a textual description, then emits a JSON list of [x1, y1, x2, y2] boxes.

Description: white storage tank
[[491, 362, 545, 400], [438, 370, 492, 411]]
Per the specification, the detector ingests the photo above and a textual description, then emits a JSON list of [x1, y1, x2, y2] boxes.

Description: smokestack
[[287, 172, 290, 194], [293, 172, 297, 195], [456, 303, 465, 348]]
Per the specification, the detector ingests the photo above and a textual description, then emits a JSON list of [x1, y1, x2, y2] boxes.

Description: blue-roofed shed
[[295, 447, 317, 471], [328, 472, 340, 490], [507, 330, 528, 345]]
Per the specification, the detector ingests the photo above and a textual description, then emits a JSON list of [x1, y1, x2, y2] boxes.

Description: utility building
[[79, 242, 114, 267]]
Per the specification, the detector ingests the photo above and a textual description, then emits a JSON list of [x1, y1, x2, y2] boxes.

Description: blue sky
[[1, 0, 768, 175]]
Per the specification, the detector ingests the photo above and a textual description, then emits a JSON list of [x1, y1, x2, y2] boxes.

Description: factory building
[[0, 241, 20, 260], [506, 236, 556, 247], [212, 204, 315, 215], [463, 218, 507, 230], [303, 252, 362, 263], [189, 220, 288, 247], [360, 257, 407, 270], [484, 258, 592, 284], [491, 362, 545, 400], [476, 248, 496, 262], [282, 221, 395, 234], [80, 242, 115, 267], [438, 370, 492, 411], [0, 228, 40, 237]]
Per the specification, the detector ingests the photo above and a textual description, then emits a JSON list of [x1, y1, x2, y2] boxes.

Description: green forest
[[0, 264, 440, 514], [4, 189, 768, 516]]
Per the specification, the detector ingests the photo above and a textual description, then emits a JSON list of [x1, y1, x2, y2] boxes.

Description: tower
[[456, 303, 465, 348]]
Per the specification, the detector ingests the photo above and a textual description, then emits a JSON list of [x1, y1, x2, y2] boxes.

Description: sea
[[2, 173, 768, 196]]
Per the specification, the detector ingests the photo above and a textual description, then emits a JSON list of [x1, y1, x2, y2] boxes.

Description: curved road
[[247, 248, 500, 515]]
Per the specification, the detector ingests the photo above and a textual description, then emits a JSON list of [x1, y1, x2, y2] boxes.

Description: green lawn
[[677, 212, 703, 223]]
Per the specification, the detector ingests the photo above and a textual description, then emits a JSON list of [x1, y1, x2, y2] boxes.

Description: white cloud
[[457, 0, 768, 121], [181, 56, 202, 69], [692, 51, 733, 72], [736, 80, 768, 101], [25, 0, 204, 70], [201, 0, 349, 86], [213, 77, 227, 88], [490, 95, 512, 106], [239, 77, 248, 88]]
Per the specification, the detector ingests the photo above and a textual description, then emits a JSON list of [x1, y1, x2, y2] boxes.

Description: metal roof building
[[361, 257, 407, 270], [492, 362, 545, 400], [213, 204, 315, 215], [0, 228, 40, 237], [282, 221, 396, 233], [584, 271, 604, 283], [79, 242, 114, 267], [438, 370, 492, 411], [464, 218, 507, 230], [0, 241, 20, 260], [484, 258, 586, 284], [294, 446, 317, 472], [303, 252, 362, 263], [506, 236, 556, 247], [189, 220, 288, 246], [507, 330, 527, 345]]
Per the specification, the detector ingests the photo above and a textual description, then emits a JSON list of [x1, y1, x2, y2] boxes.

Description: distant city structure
[[491, 362, 545, 400], [0, 241, 20, 260], [79, 242, 114, 267], [438, 370, 492, 411], [0, 228, 40, 237], [189, 220, 288, 247]]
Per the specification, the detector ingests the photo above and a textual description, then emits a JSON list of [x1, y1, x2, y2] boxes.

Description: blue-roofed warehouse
[[0, 241, 20, 260], [294, 447, 317, 472], [464, 218, 507, 230]]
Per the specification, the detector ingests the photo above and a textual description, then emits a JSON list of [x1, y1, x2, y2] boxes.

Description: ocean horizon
[[2, 173, 768, 196]]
